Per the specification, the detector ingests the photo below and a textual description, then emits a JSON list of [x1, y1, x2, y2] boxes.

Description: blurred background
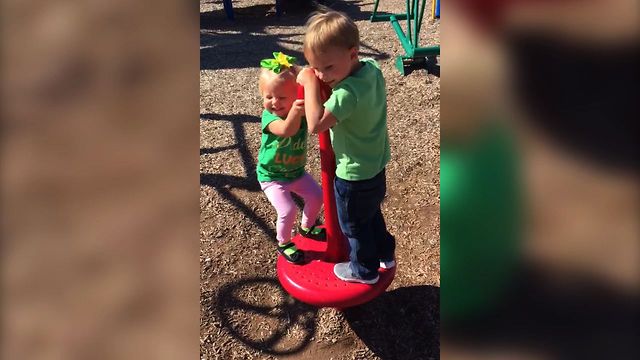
[[441, 0, 638, 359], [1, 0, 199, 359]]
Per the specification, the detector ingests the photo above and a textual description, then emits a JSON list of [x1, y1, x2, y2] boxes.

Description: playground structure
[[219, 0, 440, 75], [371, 0, 441, 75], [276, 81, 396, 309]]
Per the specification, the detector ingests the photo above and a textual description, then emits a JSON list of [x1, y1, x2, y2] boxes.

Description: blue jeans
[[334, 169, 396, 278]]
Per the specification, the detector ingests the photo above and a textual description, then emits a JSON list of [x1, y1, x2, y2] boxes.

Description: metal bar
[[371, 13, 409, 22], [390, 15, 415, 57], [416, 0, 427, 39], [412, 0, 420, 48], [412, 45, 440, 57], [371, 0, 381, 19], [405, 0, 412, 44]]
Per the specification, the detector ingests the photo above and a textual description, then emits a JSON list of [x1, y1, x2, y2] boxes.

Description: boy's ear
[[349, 46, 358, 59]]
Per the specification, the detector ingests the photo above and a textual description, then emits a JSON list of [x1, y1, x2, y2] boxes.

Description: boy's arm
[[266, 99, 305, 138], [298, 68, 337, 134]]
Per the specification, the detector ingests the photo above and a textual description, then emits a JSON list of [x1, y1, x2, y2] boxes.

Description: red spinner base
[[277, 230, 396, 309]]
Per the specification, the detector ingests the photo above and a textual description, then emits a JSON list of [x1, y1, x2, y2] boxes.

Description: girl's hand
[[290, 99, 305, 117], [296, 67, 316, 87]]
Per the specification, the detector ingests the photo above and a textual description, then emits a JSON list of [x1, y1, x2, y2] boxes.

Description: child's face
[[261, 76, 297, 118], [305, 46, 358, 88]]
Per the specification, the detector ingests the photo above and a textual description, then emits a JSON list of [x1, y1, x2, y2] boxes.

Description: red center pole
[[298, 82, 349, 263]]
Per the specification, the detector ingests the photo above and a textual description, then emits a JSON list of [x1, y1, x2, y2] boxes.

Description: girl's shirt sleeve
[[261, 110, 281, 133]]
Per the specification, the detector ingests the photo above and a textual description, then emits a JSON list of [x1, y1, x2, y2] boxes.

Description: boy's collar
[[349, 59, 364, 76]]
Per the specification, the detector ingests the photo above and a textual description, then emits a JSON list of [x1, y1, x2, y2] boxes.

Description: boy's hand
[[296, 67, 316, 87], [290, 99, 305, 117]]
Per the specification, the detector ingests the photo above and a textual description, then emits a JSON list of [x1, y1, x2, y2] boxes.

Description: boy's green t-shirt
[[324, 58, 391, 181], [257, 109, 308, 182]]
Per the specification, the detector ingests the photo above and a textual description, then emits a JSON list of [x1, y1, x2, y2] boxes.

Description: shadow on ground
[[200, 113, 277, 239], [344, 285, 440, 360], [200, 0, 390, 71], [210, 277, 319, 356], [200, 112, 312, 240]]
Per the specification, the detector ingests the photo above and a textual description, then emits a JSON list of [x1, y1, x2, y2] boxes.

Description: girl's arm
[[297, 68, 337, 134], [266, 99, 305, 138]]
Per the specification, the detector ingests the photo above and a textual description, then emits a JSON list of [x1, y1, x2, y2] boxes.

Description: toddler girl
[[257, 52, 326, 264]]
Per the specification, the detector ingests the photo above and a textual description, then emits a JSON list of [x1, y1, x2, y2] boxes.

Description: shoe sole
[[277, 249, 305, 265], [334, 272, 380, 285], [281, 257, 305, 265], [379, 261, 396, 269]]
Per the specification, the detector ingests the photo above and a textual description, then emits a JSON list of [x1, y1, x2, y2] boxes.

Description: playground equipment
[[371, 0, 440, 75], [277, 80, 396, 309]]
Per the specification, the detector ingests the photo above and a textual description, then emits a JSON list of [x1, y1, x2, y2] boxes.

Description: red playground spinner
[[276, 79, 396, 309]]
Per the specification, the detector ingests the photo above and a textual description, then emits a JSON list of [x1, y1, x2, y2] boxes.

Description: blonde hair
[[258, 66, 298, 94], [303, 10, 359, 55]]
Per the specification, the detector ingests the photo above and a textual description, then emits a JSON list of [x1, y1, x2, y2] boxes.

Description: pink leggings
[[260, 172, 323, 245]]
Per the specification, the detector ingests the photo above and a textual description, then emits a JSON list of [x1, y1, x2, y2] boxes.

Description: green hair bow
[[260, 52, 297, 74]]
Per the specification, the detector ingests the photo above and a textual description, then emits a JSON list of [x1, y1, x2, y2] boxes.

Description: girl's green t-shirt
[[257, 109, 308, 182]]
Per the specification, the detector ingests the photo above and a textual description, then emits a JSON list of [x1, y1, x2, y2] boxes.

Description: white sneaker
[[333, 262, 379, 284], [379, 260, 396, 269]]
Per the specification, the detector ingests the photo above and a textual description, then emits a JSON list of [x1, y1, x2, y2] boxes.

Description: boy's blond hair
[[303, 10, 359, 55]]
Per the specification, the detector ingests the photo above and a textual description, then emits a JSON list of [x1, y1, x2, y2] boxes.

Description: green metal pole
[[371, 13, 409, 22], [412, 0, 420, 48], [416, 0, 427, 39], [412, 45, 440, 57], [390, 15, 415, 57], [371, 0, 410, 22], [405, 0, 412, 44], [372, 0, 380, 16]]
